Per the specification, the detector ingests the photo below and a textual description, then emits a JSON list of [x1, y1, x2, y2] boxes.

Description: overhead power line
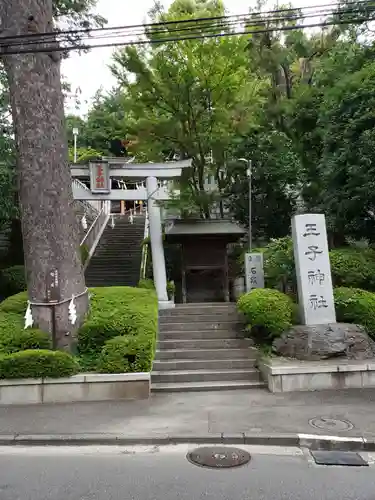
[[0, 0, 373, 43], [0, 2, 373, 55], [1, 4, 373, 51]]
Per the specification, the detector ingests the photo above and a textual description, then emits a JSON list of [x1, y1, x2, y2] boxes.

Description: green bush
[[334, 287, 375, 337], [80, 244, 89, 265], [0, 291, 28, 315], [97, 335, 153, 373], [77, 286, 158, 354], [137, 278, 155, 290], [167, 280, 175, 299], [0, 325, 50, 354], [0, 265, 26, 298], [0, 349, 78, 379], [237, 288, 294, 341], [262, 237, 295, 292], [330, 249, 375, 291]]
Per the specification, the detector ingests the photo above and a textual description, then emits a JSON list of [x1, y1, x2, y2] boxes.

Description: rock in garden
[[273, 323, 375, 360]]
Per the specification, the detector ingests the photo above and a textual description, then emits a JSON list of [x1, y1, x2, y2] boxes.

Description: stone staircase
[[152, 303, 264, 392], [85, 215, 144, 287]]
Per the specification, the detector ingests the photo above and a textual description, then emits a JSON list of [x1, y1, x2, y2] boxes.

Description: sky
[[62, 0, 329, 116]]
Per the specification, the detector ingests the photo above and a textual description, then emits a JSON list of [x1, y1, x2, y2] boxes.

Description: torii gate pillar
[[146, 176, 169, 306]]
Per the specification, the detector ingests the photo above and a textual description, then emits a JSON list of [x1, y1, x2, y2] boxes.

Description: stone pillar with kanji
[[291, 214, 336, 325]]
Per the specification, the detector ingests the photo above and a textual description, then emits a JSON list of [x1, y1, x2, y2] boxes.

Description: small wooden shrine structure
[[165, 219, 245, 303]]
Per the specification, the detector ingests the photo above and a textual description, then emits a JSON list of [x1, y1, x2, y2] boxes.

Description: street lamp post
[[72, 127, 79, 164], [238, 158, 252, 251]]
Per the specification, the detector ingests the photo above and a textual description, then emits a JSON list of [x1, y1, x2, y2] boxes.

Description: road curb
[[0, 432, 374, 450]]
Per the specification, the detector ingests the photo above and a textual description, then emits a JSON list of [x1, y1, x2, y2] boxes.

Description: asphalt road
[[0, 444, 374, 500]]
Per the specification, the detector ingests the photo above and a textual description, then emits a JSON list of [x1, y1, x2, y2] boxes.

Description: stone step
[[151, 380, 266, 393], [159, 313, 242, 324], [152, 368, 261, 384], [159, 305, 238, 317], [155, 348, 256, 360], [158, 321, 243, 333], [152, 358, 256, 371], [159, 329, 244, 340], [157, 338, 253, 350]]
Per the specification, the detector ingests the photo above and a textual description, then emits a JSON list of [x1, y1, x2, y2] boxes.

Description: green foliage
[[77, 286, 157, 354], [263, 237, 295, 291], [0, 323, 50, 354], [0, 265, 26, 297], [330, 248, 375, 291], [97, 334, 153, 373], [0, 349, 79, 379], [80, 244, 89, 265], [237, 288, 294, 341], [0, 291, 28, 314], [137, 278, 155, 290], [167, 280, 175, 299], [334, 287, 375, 337], [0, 294, 51, 354]]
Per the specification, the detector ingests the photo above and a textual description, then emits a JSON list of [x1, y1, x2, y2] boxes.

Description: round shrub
[[237, 288, 294, 341], [0, 327, 50, 354], [97, 335, 153, 373], [0, 265, 26, 298], [0, 349, 79, 379], [334, 287, 375, 337], [0, 291, 28, 315], [330, 249, 375, 291]]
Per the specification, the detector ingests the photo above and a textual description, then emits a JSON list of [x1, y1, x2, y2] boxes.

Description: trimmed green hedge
[[0, 301, 51, 354], [77, 286, 158, 355], [97, 335, 153, 373], [237, 288, 294, 341], [0, 286, 158, 378], [0, 349, 78, 379], [0, 291, 28, 315], [334, 287, 375, 337]]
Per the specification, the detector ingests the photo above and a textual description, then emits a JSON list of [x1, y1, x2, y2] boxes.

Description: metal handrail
[[80, 205, 109, 269], [72, 178, 101, 213]]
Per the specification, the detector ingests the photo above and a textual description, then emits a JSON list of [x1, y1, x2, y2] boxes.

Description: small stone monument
[[291, 213, 336, 325], [244, 252, 265, 292]]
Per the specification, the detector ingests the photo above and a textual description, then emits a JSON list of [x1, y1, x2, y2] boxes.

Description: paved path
[[1, 388, 375, 441]]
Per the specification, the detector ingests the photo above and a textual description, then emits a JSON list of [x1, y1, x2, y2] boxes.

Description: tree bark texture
[[0, 0, 88, 349]]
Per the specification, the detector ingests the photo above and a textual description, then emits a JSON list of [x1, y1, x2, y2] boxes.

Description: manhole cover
[[186, 446, 251, 469], [309, 417, 354, 432], [310, 450, 368, 467]]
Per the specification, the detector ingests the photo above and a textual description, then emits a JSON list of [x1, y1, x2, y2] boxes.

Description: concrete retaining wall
[[259, 358, 375, 393], [0, 373, 150, 405]]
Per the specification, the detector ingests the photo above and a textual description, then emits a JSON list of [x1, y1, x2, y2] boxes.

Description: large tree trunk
[[0, 0, 88, 350]]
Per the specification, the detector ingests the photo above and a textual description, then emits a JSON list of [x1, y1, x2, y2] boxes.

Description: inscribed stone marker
[[245, 252, 265, 292], [291, 214, 336, 325]]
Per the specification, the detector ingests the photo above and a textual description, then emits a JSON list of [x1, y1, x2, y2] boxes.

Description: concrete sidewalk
[[1, 388, 375, 448]]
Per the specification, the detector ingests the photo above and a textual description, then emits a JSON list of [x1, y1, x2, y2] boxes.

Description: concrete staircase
[[85, 215, 144, 287], [152, 303, 264, 392]]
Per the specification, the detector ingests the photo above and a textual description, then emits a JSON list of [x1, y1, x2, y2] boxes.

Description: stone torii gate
[[71, 159, 191, 308]]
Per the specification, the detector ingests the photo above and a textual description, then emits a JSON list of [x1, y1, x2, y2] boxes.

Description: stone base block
[[0, 373, 150, 405], [158, 300, 175, 309], [259, 358, 375, 393]]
